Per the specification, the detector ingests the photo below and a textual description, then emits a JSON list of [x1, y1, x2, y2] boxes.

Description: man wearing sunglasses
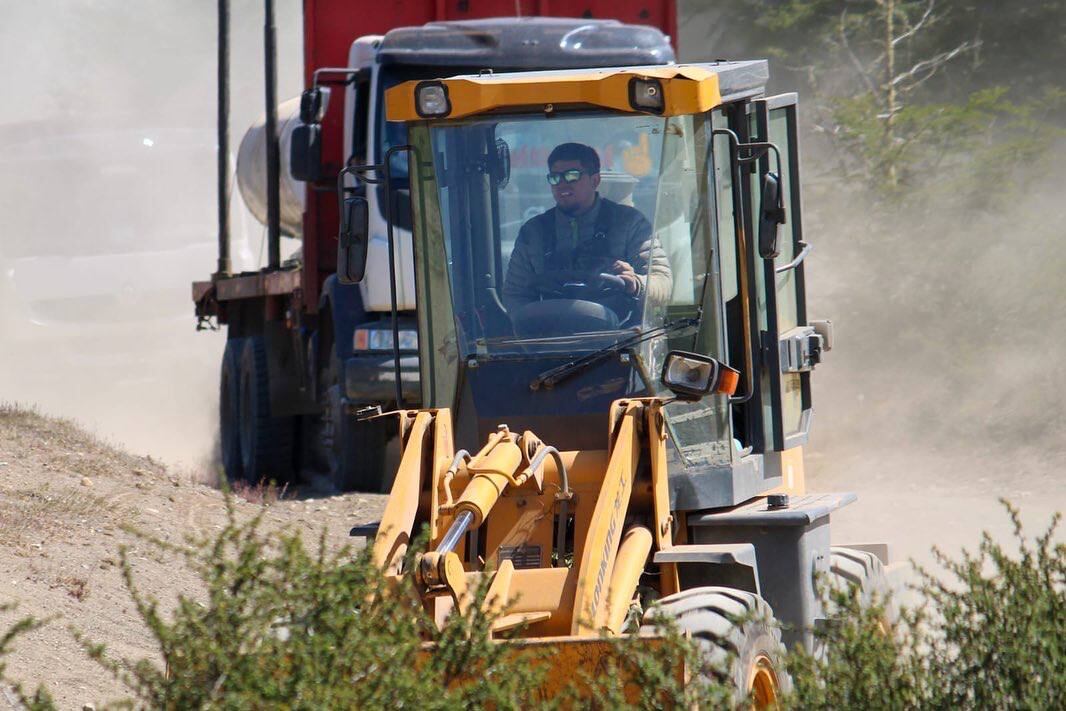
[[502, 142, 671, 322]]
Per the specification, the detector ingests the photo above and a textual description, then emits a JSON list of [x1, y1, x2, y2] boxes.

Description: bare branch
[[892, 40, 980, 88], [893, 0, 936, 47], [839, 8, 879, 96]]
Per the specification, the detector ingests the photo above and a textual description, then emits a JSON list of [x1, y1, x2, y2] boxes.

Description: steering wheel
[[534, 270, 629, 301], [510, 271, 637, 338]]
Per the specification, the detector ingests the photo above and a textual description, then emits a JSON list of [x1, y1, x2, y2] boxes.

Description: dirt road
[[0, 406, 386, 709], [1, 403, 1061, 708]]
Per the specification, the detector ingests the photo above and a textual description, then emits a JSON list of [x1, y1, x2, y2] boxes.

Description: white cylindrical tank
[[236, 97, 305, 239]]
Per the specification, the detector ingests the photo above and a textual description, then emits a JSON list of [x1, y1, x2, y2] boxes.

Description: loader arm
[[371, 410, 438, 574], [571, 400, 644, 635]]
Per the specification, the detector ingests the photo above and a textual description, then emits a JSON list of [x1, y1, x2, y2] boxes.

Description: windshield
[[427, 113, 714, 365], [410, 110, 730, 453]]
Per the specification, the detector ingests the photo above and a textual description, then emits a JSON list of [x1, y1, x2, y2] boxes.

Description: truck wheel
[[219, 338, 244, 482], [317, 352, 388, 493], [641, 587, 790, 708], [237, 336, 295, 484], [827, 547, 895, 632]]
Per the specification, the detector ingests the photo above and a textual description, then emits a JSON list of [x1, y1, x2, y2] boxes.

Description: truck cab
[[198, 5, 683, 493]]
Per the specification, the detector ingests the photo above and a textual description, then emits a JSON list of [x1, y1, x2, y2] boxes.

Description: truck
[[193, 0, 679, 491]]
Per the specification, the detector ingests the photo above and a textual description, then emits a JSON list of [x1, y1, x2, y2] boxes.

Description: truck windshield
[[377, 65, 487, 180], [424, 111, 717, 381]]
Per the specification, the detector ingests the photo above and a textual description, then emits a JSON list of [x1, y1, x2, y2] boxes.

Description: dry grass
[[0, 485, 114, 546], [0, 402, 168, 480], [227, 479, 292, 506], [0, 402, 91, 444], [50, 575, 90, 601]]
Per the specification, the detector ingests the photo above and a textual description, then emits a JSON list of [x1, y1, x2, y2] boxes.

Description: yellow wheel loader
[[337, 61, 885, 704]]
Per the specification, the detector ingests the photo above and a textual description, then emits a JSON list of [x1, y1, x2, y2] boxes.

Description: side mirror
[[290, 122, 323, 182], [492, 138, 511, 188], [661, 351, 740, 401], [758, 172, 786, 260], [337, 196, 370, 284], [299, 87, 331, 124]]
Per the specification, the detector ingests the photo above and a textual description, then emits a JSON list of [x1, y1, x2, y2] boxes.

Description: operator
[[502, 142, 671, 320]]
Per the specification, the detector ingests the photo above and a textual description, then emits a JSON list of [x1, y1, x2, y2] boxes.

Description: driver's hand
[[611, 260, 641, 295]]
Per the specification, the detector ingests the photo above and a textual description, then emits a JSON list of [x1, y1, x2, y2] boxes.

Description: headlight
[[397, 329, 418, 351], [369, 329, 391, 351], [629, 77, 665, 113], [661, 351, 739, 401], [354, 328, 419, 352], [416, 81, 451, 118]]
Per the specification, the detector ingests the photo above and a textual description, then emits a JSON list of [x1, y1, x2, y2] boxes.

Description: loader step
[[688, 492, 856, 528]]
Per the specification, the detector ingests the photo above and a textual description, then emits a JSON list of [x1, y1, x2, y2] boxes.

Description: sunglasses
[[546, 169, 589, 185]]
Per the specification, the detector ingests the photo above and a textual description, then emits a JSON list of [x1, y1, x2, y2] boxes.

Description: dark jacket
[[502, 196, 672, 313]]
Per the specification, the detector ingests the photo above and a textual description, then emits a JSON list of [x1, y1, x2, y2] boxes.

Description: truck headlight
[[416, 81, 451, 118], [629, 77, 664, 113], [354, 328, 419, 352]]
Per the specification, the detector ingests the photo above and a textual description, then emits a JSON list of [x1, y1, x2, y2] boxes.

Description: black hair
[[548, 142, 600, 175]]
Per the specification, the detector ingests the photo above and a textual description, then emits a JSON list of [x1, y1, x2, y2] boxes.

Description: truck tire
[[237, 336, 295, 484], [641, 587, 790, 707], [317, 351, 389, 493], [827, 547, 896, 632], [219, 338, 244, 482]]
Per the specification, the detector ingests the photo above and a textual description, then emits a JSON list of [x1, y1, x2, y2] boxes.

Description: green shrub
[[74, 500, 722, 709], [0, 604, 54, 710], [920, 502, 1065, 708], [786, 501, 1065, 710], [3, 499, 1061, 708]]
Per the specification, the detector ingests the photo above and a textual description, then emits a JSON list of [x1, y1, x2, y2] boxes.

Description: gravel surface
[[1, 404, 1060, 709], [0, 405, 386, 709]]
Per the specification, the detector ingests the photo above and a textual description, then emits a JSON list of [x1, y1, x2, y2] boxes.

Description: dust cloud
[[679, 2, 1066, 568], [0, 1, 303, 475], [0, 2, 1061, 559], [799, 158, 1066, 569]]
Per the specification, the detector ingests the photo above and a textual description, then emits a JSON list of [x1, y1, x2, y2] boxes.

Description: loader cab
[[335, 19, 677, 314], [377, 63, 821, 511]]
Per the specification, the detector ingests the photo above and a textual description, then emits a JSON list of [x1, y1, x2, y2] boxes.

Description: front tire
[[641, 587, 790, 708], [237, 336, 295, 484]]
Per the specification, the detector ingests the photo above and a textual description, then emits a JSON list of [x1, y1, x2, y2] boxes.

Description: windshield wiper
[[529, 316, 701, 391]]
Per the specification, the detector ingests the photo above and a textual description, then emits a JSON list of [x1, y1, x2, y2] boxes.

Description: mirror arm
[[775, 241, 811, 274], [310, 66, 364, 90], [735, 141, 783, 177], [335, 162, 384, 226]]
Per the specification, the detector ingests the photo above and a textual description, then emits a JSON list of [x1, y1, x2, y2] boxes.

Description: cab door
[[752, 94, 813, 452]]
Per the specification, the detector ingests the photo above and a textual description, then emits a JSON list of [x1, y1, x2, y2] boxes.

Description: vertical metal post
[[264, 0, 281, 270], [383, 146, 409, 408], [216, 0, 231, 277]]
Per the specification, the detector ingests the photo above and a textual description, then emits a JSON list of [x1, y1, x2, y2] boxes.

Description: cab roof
[[385, 61, 769, 122], [378, 17, 675, 69]]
